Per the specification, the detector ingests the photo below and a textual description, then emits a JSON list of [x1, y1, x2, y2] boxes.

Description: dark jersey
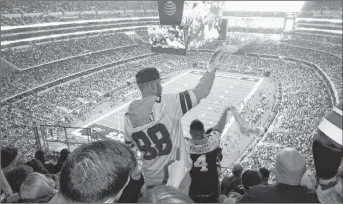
[[188, 129, 222, 197]]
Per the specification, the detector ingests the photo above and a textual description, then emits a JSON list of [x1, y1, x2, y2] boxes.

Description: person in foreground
[[48, 140, 137, 203], [187, 106, 230, 203], [236, 147, 319, 203], [124, 42, 241, 194]]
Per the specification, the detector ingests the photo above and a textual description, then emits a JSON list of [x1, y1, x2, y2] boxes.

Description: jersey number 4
[[194, 155, 208, 172], [132, 123, 172, 160]]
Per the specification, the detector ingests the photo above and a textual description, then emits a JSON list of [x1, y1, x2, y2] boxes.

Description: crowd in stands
[[282, 38, 342, 58], [1, 48, 337, 169], [1, 1, 158, 26], [1, 33, 138, 69], [1, 103, 342, 203], [1, 44, 150, 99], [1, 11, 159, 26], [290, 33, 342, 46], [298, 1, 342, 18], [301, 1, 342, 12], [1, 1, 157, 14]]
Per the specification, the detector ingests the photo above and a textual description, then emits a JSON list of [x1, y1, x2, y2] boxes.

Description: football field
[[71, 69, 263, 166]]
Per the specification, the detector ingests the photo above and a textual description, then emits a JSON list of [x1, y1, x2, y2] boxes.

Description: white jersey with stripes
[[124, 90, 199, 186]]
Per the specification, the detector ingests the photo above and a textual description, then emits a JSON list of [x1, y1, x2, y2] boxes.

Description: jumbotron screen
[[148, 25, 187, 55], [182, 1, 227, 49]]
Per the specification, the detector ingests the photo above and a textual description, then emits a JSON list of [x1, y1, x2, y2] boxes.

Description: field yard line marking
[[72, 69, 194, 135], [221, 78, 264, 140]]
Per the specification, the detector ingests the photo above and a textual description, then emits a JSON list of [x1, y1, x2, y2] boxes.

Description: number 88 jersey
[[124, 91, 199, 186]]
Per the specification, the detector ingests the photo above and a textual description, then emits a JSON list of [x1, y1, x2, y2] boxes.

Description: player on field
[[123, 43, 240, 194], [187, 107, 230, 203]]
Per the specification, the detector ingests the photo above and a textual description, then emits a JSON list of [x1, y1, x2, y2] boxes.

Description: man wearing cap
[[236, 147, 319, 203], [312, 100, 342, 203], [124, 43, 240, 194]]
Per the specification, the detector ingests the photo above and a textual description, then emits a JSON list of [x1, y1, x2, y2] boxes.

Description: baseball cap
[[136, 67, 160, 84]]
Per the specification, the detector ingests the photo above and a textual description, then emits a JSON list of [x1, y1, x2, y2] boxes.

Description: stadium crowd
[[2, 48, 342, 201], [1, 33, 139, 69], [1, 1, 157, 14], [1, 1, 158, 26], [1, 52, 342, 203], [1, 1, 342, 202]]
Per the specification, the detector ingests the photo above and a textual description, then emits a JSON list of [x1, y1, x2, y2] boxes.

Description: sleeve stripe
[[326, 110, 342, 129], [333, 107, 342, 116], [183, 91, 192, 111], [189, 90, 199, 107], [179, 92, 187, 115], [318, 118, 342, 145]]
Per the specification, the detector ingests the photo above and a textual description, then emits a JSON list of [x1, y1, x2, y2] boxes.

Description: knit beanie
[[275, 147, 306, 186]]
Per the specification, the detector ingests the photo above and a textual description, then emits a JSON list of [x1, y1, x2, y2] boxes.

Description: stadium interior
[[0, 0, 342, 203]]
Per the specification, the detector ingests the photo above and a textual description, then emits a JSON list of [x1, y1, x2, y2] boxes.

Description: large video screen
[[182, 1, 226, 49], [148, 25, 186, 55]]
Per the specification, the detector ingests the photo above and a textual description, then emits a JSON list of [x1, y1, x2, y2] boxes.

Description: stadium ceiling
[[224, 1, 305, 12]]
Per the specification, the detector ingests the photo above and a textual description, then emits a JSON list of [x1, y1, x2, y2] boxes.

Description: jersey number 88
[[132, 123, 172, 160]]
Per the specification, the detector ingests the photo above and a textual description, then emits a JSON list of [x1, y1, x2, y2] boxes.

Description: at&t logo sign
[[164, 1, 176, 16]]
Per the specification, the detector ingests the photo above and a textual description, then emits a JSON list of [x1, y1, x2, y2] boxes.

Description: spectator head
[[136, 67, 162, 97], [232, 164, 243, 177], [242, 170, 261, 191], [168, 29, 177, 40], [190, 119, 205, 140], [57, 148, 70, 164], [35, 150, 45, 164], [20, 172, 57, 200], [25, 159, 49, 174], [1, 147, 20, 171], [275, 147, 306, 186], [301, 170, 317, 190], [6, 165, 33, 193], [259, 167, 270, 184], [54, 140, 137, 203], [138, 185, 194, 203]]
